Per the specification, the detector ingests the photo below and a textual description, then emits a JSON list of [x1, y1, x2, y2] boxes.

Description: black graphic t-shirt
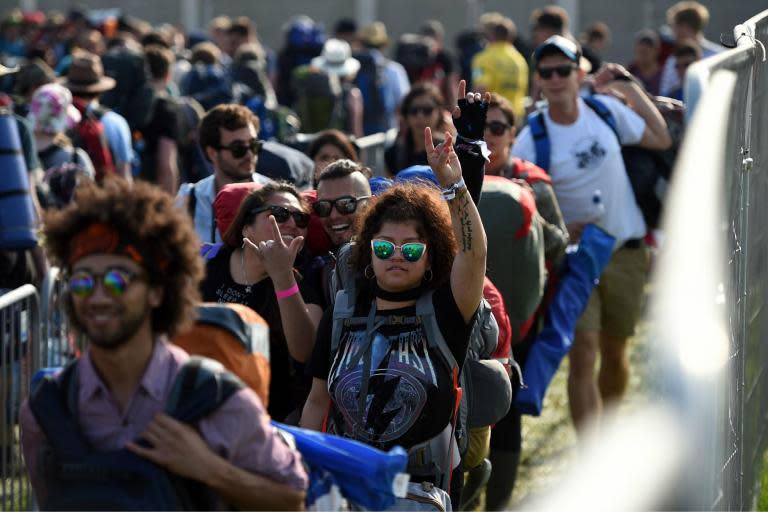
[[309, 283, 473, 451], [200, 246, 322, 421]]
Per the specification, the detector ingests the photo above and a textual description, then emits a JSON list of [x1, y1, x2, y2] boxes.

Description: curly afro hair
[[42, 179, 204, 337], [352, 182, 456, 290]]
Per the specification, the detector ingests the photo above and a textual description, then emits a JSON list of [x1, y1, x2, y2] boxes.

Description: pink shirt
[[20, 339, 308, 504]]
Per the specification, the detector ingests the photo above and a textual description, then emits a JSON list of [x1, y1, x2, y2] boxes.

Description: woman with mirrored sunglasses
[[199, 182, 324, 423], [301, 86, 489, 508], [384, 82, 451, 177]]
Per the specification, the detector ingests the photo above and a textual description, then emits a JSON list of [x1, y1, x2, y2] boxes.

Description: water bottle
[[589, 189, 605, 223]]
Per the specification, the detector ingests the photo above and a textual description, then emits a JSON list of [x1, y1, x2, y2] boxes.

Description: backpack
[[172, 96, 210, 184], [291, 65, 346, 133], [352, 50, 389, 135], [69, 98, 115, 182], [29, 356, 245, 510], [395, 34, 436, 85], [40, 147, 94, 209], [100, 46, 156, 132], [0, 111, 38, 250], [528, 95, 683, 229], [327, 242, 513, 489], [181, 63, 234, 111], [172, 303, 271, 405]]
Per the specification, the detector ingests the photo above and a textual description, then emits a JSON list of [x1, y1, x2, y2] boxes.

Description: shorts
[[576, 242, 650, 338]]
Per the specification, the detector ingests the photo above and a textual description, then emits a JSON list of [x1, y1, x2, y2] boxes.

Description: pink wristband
[[275, 283, 300, 300]]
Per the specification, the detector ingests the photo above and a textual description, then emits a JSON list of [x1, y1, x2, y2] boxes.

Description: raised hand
[[425, 127, 462, 188], [244, 215, 304, 287], [452, 79, 491, 140]]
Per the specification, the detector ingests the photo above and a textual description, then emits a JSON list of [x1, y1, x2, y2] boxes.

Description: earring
[[423, 269, 433, 283], [364, 264, 375, 279]]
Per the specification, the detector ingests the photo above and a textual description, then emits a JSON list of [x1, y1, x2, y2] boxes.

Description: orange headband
[[68, 222, 145, 267]]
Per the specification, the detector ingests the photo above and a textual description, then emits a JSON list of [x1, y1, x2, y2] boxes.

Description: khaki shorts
[[576, 243, 650, 338]]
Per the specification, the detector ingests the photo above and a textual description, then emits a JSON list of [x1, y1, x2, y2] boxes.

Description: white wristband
[[441, 178, 466, 201]]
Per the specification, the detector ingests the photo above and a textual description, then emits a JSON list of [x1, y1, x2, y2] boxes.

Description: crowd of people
[[0, 1, 720, 510]]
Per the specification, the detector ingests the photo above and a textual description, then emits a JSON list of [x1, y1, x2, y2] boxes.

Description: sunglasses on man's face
[[250, 205, 310, 228], [371, 239, 427, 263], [485, 120, 511, 136], [312, 195, 371, 217], [218, 139, 263, 159], [537, 64, 577, 80], [68, 267, 145, 298], [407, 105, 436, 117]]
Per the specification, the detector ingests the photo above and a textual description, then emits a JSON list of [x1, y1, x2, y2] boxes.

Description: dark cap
[[533, 35, 581, 65]]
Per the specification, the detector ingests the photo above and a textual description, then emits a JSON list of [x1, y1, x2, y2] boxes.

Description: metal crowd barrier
[[0, 285, 40, 512]]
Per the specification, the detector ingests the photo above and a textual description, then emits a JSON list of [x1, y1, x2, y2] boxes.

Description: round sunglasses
[[312, 195, 371, 217], [537, 64, 577, 80], [250, 205, 310, 228], [371, 239, 427, 262], [68, 267, 145, 298], [217, 139, 263, 159]]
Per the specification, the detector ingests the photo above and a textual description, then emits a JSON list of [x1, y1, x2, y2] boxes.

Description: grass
[[509, 324, 653, 508]]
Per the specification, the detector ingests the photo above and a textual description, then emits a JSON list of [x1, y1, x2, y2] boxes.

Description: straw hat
[[359, 21, 389, 48], [60, 51, 116, 94], [311, 39, 360, 78]]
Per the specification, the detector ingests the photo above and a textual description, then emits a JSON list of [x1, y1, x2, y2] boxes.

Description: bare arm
[[155, 137, 179, 195], [300, 378, 331, 431], [245, 216, 322, 363], [425, 128, 487, 323], [597, 64, 672, 151]]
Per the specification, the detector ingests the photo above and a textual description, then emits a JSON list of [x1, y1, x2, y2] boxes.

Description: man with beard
[[176, 103, 273, 243], [20, 179, 307, 510], [314, 160, 372, 250]]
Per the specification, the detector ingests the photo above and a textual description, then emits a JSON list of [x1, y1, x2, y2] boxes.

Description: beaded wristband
[[276, 283, 300, 300]]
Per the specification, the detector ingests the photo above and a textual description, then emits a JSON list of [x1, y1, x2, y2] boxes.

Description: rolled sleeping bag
[[0, 111, 37, 249]]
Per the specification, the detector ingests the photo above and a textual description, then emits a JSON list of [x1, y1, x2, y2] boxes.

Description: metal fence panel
[[0, 285, 39, 511]]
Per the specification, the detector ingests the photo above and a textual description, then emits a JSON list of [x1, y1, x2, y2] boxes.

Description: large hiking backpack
[[291, 64, 346, 133], [172, 303, 271, 404], [181, 63, 234, 111], [395, 34, 436, 84], [40, 146, 94, 209], [0, 111, 38, 249], [101, 46, 156, 133], [69, 98, 115, 182], [528, 95, 684, 229], [29, 356, 245, 510], [327, 242, 513, 489], [353, 50, 389, 135]]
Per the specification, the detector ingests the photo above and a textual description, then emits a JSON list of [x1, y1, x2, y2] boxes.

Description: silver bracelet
[[441, 177, 466, 201]]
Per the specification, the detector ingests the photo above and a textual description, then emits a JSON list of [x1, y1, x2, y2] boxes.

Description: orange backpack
[[172, 303, 271, 405]]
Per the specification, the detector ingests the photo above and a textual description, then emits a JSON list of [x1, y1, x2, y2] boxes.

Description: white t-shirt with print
[[512, 94, 646, 245]]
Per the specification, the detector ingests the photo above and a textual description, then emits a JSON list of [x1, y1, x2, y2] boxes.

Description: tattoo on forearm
[[452, 188, 473, 251]]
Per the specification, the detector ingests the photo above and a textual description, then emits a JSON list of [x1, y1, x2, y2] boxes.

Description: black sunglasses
[[537, 64, 577, 80], [250, 205, 310, 228], [407, 105, 436, 117], [485, 120, 511, 136], [217, 139, 263, 159], [312, 195, 371, 217]]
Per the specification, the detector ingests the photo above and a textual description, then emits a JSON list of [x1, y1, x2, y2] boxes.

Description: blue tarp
[[514, 224, 616, 416], [273, 422, 409, 510]]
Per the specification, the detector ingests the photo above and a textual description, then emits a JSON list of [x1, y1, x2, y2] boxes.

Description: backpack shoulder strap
[[583, 96, 620, 142], [415, 290, 458, 371], [187, 183, 197, 219], [331, 289, 357, 354], [28, 360, 86, 457], [164, 357, 245, 423], [526, 110, 550, 172]]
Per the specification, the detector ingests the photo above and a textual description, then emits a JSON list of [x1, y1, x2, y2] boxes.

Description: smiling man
[[314, 159, 372, 249], [176, 103, 273, 243], [20, 179, 307, 510]]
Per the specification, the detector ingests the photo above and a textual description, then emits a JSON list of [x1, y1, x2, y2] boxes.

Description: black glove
[[454, 98, 489, 140]]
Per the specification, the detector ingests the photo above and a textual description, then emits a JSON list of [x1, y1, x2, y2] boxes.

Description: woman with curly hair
[[384, 81, 451, 176], [200, 182, 324, 422], [301, 87, 488, 507]]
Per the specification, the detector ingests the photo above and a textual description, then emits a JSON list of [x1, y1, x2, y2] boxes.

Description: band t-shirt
[[200, 245, 322, 421], [309, 283, 473, 452]]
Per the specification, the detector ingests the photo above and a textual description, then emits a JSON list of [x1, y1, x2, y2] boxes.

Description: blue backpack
[[528, 95, 669, 229], [29, 357, 244, 510], [353, 50, 390, 135]]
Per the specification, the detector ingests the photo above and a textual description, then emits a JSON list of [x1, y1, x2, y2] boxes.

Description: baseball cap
[[533, 35, 581, 65]]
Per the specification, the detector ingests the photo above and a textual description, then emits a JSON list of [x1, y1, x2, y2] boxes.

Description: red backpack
[[70, 98, 115, 182]]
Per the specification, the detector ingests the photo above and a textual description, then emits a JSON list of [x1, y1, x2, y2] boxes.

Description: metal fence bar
[[0, 284, 40, 511]]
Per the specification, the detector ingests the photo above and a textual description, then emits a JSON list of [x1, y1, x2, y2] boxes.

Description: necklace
[[241, 248, 252, 293]]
